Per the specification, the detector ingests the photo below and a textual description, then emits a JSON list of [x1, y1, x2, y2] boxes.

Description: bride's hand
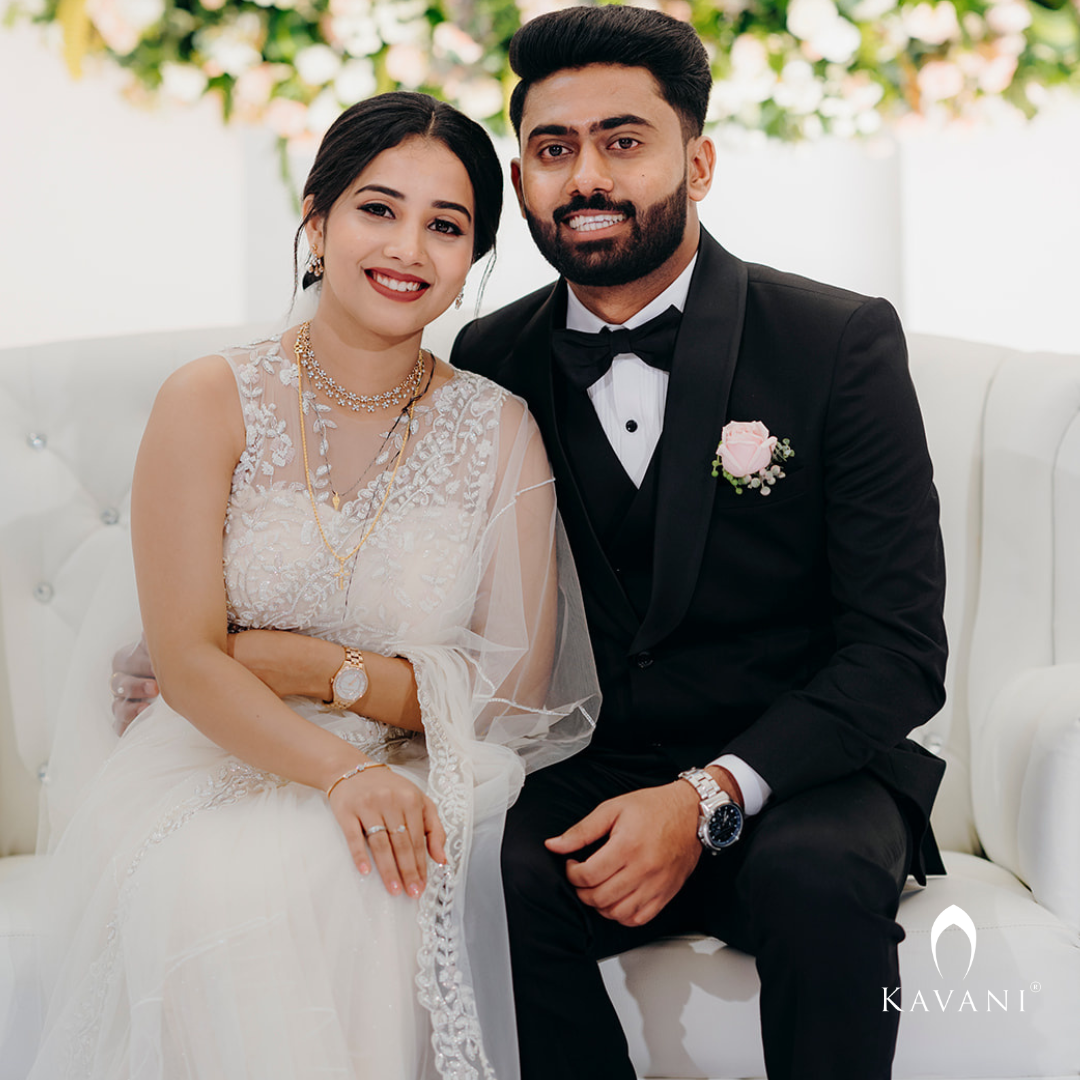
[[328, 765, 448, 897]]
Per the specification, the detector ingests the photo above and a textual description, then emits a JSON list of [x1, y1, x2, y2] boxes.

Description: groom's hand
[[544, 781, 704, 927], [110, 637, 159, 734]]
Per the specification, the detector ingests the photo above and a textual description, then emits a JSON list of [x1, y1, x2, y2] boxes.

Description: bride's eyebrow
[[354, 184, 471, 221]]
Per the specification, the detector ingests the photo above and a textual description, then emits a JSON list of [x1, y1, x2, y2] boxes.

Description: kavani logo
[[882, 903, 1037, 1013], [930, 904, 976, 979]]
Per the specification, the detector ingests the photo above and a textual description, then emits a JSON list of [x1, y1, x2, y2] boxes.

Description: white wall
[[2, 22, 1078, 355]]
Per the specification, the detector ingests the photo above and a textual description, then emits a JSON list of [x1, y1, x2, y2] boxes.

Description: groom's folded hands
[[544, 782, 706, 927]]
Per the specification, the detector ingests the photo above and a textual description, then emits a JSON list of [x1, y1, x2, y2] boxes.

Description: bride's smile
[[305, 136, 476, 354]]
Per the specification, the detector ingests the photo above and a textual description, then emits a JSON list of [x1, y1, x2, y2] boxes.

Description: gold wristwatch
[[327, 647, 368, 710]]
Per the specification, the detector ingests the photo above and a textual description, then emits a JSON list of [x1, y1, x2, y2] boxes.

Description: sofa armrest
[[973, 663, 1080, 932]]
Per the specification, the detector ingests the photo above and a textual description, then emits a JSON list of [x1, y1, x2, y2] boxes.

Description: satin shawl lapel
[[631, 232, 749, 655], [504, 282, 640, 636]]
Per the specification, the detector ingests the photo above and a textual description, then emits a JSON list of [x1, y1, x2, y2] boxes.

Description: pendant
[[332, 492, 341, 512]]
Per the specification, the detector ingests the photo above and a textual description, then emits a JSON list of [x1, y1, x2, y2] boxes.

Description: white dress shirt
[[565, 259, 772, 817]]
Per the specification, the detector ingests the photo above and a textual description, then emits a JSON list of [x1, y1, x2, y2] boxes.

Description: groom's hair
[[508, 6, 712, 141]]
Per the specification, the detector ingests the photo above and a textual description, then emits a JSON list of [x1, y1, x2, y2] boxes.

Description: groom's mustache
[[552, 194, 637, 227]]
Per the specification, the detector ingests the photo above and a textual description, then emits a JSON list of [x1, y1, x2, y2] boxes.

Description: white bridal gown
[[29, 337, 597, 1080]]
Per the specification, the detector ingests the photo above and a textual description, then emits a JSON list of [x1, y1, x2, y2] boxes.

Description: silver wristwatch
[[678, 768, 744, 853], [327, 647, 369, 710]]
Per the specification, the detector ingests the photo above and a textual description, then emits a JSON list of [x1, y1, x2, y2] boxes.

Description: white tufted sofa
[[1, 324, 1078, 1079]]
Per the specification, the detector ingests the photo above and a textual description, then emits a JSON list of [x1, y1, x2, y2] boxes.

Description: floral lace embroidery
[[408, 652, 496, 1080]]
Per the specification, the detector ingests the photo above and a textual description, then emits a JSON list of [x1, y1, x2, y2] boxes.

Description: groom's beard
[[523, 176, 688, 288]]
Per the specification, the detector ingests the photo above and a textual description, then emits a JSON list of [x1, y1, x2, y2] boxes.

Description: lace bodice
[[221, 337, 510, 657]]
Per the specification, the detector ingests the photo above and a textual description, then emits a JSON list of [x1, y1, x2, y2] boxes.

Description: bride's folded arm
[[130, 354, 445, 893], [225, 629, 423, 733]]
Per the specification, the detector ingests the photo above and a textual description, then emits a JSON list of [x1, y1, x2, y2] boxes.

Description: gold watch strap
[[330, 647, 367, 709]]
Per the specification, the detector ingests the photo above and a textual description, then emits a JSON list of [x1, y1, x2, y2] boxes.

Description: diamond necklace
[[295, 332, 419, 589], [296, 321, 424, 413]]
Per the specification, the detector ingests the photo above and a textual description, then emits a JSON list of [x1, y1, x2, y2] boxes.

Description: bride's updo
[[295, 92, 503, 290]]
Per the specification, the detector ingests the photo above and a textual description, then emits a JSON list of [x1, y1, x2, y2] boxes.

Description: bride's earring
[[454, 289, 465, 309], [305, 251, 324, 280]]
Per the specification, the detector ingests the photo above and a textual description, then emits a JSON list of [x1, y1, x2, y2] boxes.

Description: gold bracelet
[[326, 760, 389, 799]]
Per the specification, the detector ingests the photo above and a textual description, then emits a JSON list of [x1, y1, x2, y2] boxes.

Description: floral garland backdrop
[[7, 0, 1080, 144]]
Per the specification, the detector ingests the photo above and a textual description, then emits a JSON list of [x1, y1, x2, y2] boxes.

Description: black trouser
[[501, 748, 912, 1080]]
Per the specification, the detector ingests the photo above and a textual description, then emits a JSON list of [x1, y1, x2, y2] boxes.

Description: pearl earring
[[455, 290, 465, 309], [305, 251, 324, 279]]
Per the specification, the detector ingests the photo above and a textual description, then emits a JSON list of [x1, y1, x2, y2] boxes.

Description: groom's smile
[[511, 63, 712, 301]]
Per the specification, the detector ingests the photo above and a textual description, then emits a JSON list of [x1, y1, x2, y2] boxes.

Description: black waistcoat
[[555, 374, 669, 751]]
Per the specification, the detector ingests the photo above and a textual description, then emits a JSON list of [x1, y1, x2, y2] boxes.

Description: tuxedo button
[[634, 651, 653, 669], [625, 419, 638, 433]]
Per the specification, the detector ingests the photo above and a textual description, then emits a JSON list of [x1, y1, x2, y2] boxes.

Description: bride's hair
[[294, 91, 503, 292]]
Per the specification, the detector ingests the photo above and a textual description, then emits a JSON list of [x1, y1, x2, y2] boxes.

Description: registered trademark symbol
[[1030, 981, 1042, 992]]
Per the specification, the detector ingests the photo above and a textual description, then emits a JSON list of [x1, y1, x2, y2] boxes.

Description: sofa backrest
[[0, 325, 1076, 870]]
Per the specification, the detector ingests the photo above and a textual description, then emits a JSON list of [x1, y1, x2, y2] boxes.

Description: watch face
[[334, 666, 368, 704], [705, 803, 743, 849]]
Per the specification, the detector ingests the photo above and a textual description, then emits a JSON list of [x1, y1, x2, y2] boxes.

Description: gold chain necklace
[[296, 321, 424, 412], [294, 332, 421, 590]]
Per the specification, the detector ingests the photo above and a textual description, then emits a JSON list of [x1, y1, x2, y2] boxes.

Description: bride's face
[[307, 137, 475, 341]]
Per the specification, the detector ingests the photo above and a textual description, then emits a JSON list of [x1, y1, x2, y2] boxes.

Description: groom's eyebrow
[[525, 114, 654, 142]]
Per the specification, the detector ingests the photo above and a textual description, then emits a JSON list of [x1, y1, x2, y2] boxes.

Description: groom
[[450, 7, 947, 1080]]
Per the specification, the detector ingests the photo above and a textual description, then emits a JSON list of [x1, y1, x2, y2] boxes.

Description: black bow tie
[[550, 305, 682, 391]]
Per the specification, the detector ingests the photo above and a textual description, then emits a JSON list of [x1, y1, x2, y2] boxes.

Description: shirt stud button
[[33, 582, 54, 603], [100, 507, 120, 526], [26, 432, 47, 450], [625, 419, 638, 433]]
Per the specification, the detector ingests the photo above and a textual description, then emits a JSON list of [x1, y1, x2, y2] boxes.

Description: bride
[[30, 92, 597, 1080]]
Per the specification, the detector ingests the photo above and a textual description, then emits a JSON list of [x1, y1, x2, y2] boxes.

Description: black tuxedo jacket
[[451, 229, 947, 879]]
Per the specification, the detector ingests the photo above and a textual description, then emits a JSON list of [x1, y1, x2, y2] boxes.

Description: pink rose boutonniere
[[711, 420, 795, 496]]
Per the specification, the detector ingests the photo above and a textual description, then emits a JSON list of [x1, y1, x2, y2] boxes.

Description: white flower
[[855, 108, 883, 133], [86, 0, 165, 54], [433, 21, 483, 64], [332, 16, 382, 57], [730, 34, 770, 77], [306, 88, 343, 134], [902, 2, 960, 46], [918, 59, 965, 101], [385, 42, 428, 87], [295, 43, 342, 86], [773, 60, 824, 114], [813, 17, 861, 63], [995, 32, 1027, 56], [159, 61, 208, 103], [455, 75, 503, 120], [850, 0, 896, 20], [334, 57, 377, 103], [195, 13, 264, 78], [234, 63, 287, 114], [962, 12, 986, 38], [787, 0, 861, 64], [978, 52, 1018, 93], [986, 0, 1032, 35], [518, 0, 578, 23], [265, 97, 309, 138], [374, 1, 428, 46], [787, 0, 838, 40]]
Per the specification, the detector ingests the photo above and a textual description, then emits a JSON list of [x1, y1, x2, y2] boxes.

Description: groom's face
[[512, 64, 707, 288]]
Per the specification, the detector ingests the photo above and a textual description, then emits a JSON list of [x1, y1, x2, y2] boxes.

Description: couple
[[35, 6, 948, 1080]]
